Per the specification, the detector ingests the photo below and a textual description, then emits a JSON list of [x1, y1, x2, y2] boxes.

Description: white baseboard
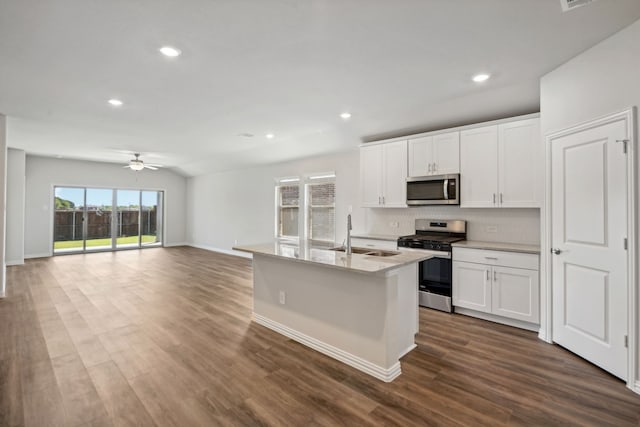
[[399, 343, 417, 359], [163, 242, 188, 247], [633, 381, 640, 396], [24, 252, 51, 259], [454, 307, 540, 333], [253, 313, 402, 382], [5, 260, 24, 266], [188, 243, 253, 259]]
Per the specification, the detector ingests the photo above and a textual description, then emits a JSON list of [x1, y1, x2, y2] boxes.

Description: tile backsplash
[[364, 206, 540, 245]]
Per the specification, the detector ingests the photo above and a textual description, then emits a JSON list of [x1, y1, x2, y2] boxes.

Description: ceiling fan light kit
[[124, 153, 161, 171]]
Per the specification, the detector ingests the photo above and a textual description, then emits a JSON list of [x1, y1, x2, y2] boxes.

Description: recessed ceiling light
[[472, 73, 491, 83], [266, 133, 275, 139], [159, 46, 181, 57], [340, 112, 352, 119], [108, 99, 123, 106]]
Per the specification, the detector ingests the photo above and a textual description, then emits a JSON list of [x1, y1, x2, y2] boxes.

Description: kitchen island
[[233, 240, 433, 382]]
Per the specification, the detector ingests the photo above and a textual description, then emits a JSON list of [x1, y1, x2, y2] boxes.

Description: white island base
[[251, 253, 419, 382]]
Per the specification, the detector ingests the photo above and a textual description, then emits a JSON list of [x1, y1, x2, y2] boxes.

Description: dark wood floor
[[1, 247, 639, 426]]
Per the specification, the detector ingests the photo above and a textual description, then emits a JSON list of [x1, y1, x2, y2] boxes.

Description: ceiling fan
[[123, 153, 162, 171]]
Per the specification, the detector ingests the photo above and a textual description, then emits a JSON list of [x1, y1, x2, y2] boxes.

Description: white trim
[[188, 243, 253, 259], [5, 260, 24, 266], [634, 381, 640, 395], [163, 242, 188, 247], [544, 108, 637, 390], [364, 112, 540, 146], [398, 343, 417, 359], [454, 307, 540, 332], [24, 252, 51, 259], [253, 313, 402, 382]]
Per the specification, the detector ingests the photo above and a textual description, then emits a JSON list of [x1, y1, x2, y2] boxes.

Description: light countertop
[[452, 240, 540, 254], [233, 240, 435, 274]]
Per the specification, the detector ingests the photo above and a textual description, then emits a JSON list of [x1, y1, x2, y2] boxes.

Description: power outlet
[[389, 221, 399, 228], [279, 291, 286, 305], [485, 225, 498, 233], [234, 239, 238, 245]]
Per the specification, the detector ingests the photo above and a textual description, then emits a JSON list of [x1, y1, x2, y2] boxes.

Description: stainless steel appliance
[[397, 219, 466, 312], [406, 174, 460, 206]]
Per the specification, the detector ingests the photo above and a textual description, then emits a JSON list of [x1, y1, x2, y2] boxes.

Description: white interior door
[[551, 116, 629, 380]]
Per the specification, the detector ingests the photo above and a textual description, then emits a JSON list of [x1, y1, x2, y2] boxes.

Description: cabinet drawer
[[453, 247, 538, 270], [351, 238, 398, 251]]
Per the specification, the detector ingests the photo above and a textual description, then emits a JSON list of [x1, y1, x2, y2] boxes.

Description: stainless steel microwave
[[406, 174, 460, 205]]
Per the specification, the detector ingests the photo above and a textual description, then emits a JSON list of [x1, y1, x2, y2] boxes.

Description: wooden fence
[[54, 209, 157, 241]]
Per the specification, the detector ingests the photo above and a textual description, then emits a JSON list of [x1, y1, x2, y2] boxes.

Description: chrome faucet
[[346, 214, 352, 255]]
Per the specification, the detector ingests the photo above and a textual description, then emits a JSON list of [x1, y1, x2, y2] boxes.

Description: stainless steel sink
[[331, 246, 400, 257]]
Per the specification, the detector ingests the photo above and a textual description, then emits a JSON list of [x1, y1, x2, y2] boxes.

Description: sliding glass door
[[53, 186, 164, 254]]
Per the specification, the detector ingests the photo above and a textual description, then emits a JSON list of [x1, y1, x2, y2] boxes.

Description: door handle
[[551, 248, 562, 255], [443, 179, 449, 200], [486, 270, 489, 281], [500, 193, 503, 204], [493, 270, 497, 281], [484, 256, 498, 260], [382, 196, 385, 205], [428, 163, 432, 173], [493, 193, 496, 204], [433, 163, 437, 172]]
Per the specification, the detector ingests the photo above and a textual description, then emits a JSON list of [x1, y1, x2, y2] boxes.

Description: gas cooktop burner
[[397, 219, 467, 252]]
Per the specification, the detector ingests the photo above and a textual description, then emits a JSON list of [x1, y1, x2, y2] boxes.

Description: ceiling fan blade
[[146, 163, 163, 167], [123, 165, 131, 168], [145, 165, 158, 170]]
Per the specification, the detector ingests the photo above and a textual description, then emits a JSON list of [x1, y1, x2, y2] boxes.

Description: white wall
[[0, 115, 6, 296], [6, 148, 25, 265], [540, 18, 640, 389], [24, 156, 188, 258], [187, 150, 364, 255]]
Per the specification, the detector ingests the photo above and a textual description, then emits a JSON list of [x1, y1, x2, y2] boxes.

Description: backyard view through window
[[275, 174, 336, 241], [306, 176, 335, 242], [276, 179, 300, 239], [54, 186, 163, 254]]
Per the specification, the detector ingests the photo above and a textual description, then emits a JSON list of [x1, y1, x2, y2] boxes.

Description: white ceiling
[[1, 0, 639, 176]]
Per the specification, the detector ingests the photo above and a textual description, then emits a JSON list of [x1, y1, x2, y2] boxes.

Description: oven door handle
[[443, 179, 449, 200]]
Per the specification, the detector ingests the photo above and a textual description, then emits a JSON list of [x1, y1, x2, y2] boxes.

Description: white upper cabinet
[[360, 140, 407, 208], [460, 125, 499, 207], [408, 131, 459, 177], [498, 118, 540, 207], [460, 118, 540, 208]]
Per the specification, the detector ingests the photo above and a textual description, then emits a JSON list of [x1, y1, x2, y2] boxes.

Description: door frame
[[50, 184, 167, 256], [542, 108, 637, 392]]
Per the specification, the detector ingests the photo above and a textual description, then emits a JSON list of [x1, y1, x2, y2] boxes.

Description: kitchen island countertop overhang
[[233, 240, 436, 382]]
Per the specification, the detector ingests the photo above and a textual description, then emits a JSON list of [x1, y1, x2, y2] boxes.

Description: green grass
[[54, 235, 158, 250]]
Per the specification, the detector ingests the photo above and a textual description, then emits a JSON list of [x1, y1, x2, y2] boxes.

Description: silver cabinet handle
[[443, 179, 449, 200], [500, 193, 503, 204], [378, 196, 381, 205], [551, 248, 562, 255], [433, 162, 437, 172], [382, 196, 385, 205], [493, 193, 496, 204], [428, 163, 432, 173], [486, 270, 489, 281], [484, 256, 498, 260], [494, 270, 497, 281]]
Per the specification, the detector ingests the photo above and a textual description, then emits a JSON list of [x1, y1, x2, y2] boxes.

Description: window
[[275, 178, 300, 238], [275, 173, 336, 242], [305, 174, 336, 242]]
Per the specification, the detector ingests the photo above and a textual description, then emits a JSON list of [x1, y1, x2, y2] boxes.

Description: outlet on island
[[279, 290, 286, 305]]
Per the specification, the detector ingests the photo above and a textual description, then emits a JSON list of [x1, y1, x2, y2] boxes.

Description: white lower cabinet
[[453, 248, 539, 327]]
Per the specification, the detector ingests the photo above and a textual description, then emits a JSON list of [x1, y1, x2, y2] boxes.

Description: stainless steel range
[[397, 219, 467, 313]]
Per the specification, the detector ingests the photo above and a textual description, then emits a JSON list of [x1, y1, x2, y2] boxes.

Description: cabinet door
[[498, 118, 540, 207], [492, 266, 539, 323], [360, 144, 383, 207], [432, 131, 460, 175], [408, 136, 432, 177], [460, 125, 498, 207], [382, 140, 408, 207], [452, 261, 491, 313]]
